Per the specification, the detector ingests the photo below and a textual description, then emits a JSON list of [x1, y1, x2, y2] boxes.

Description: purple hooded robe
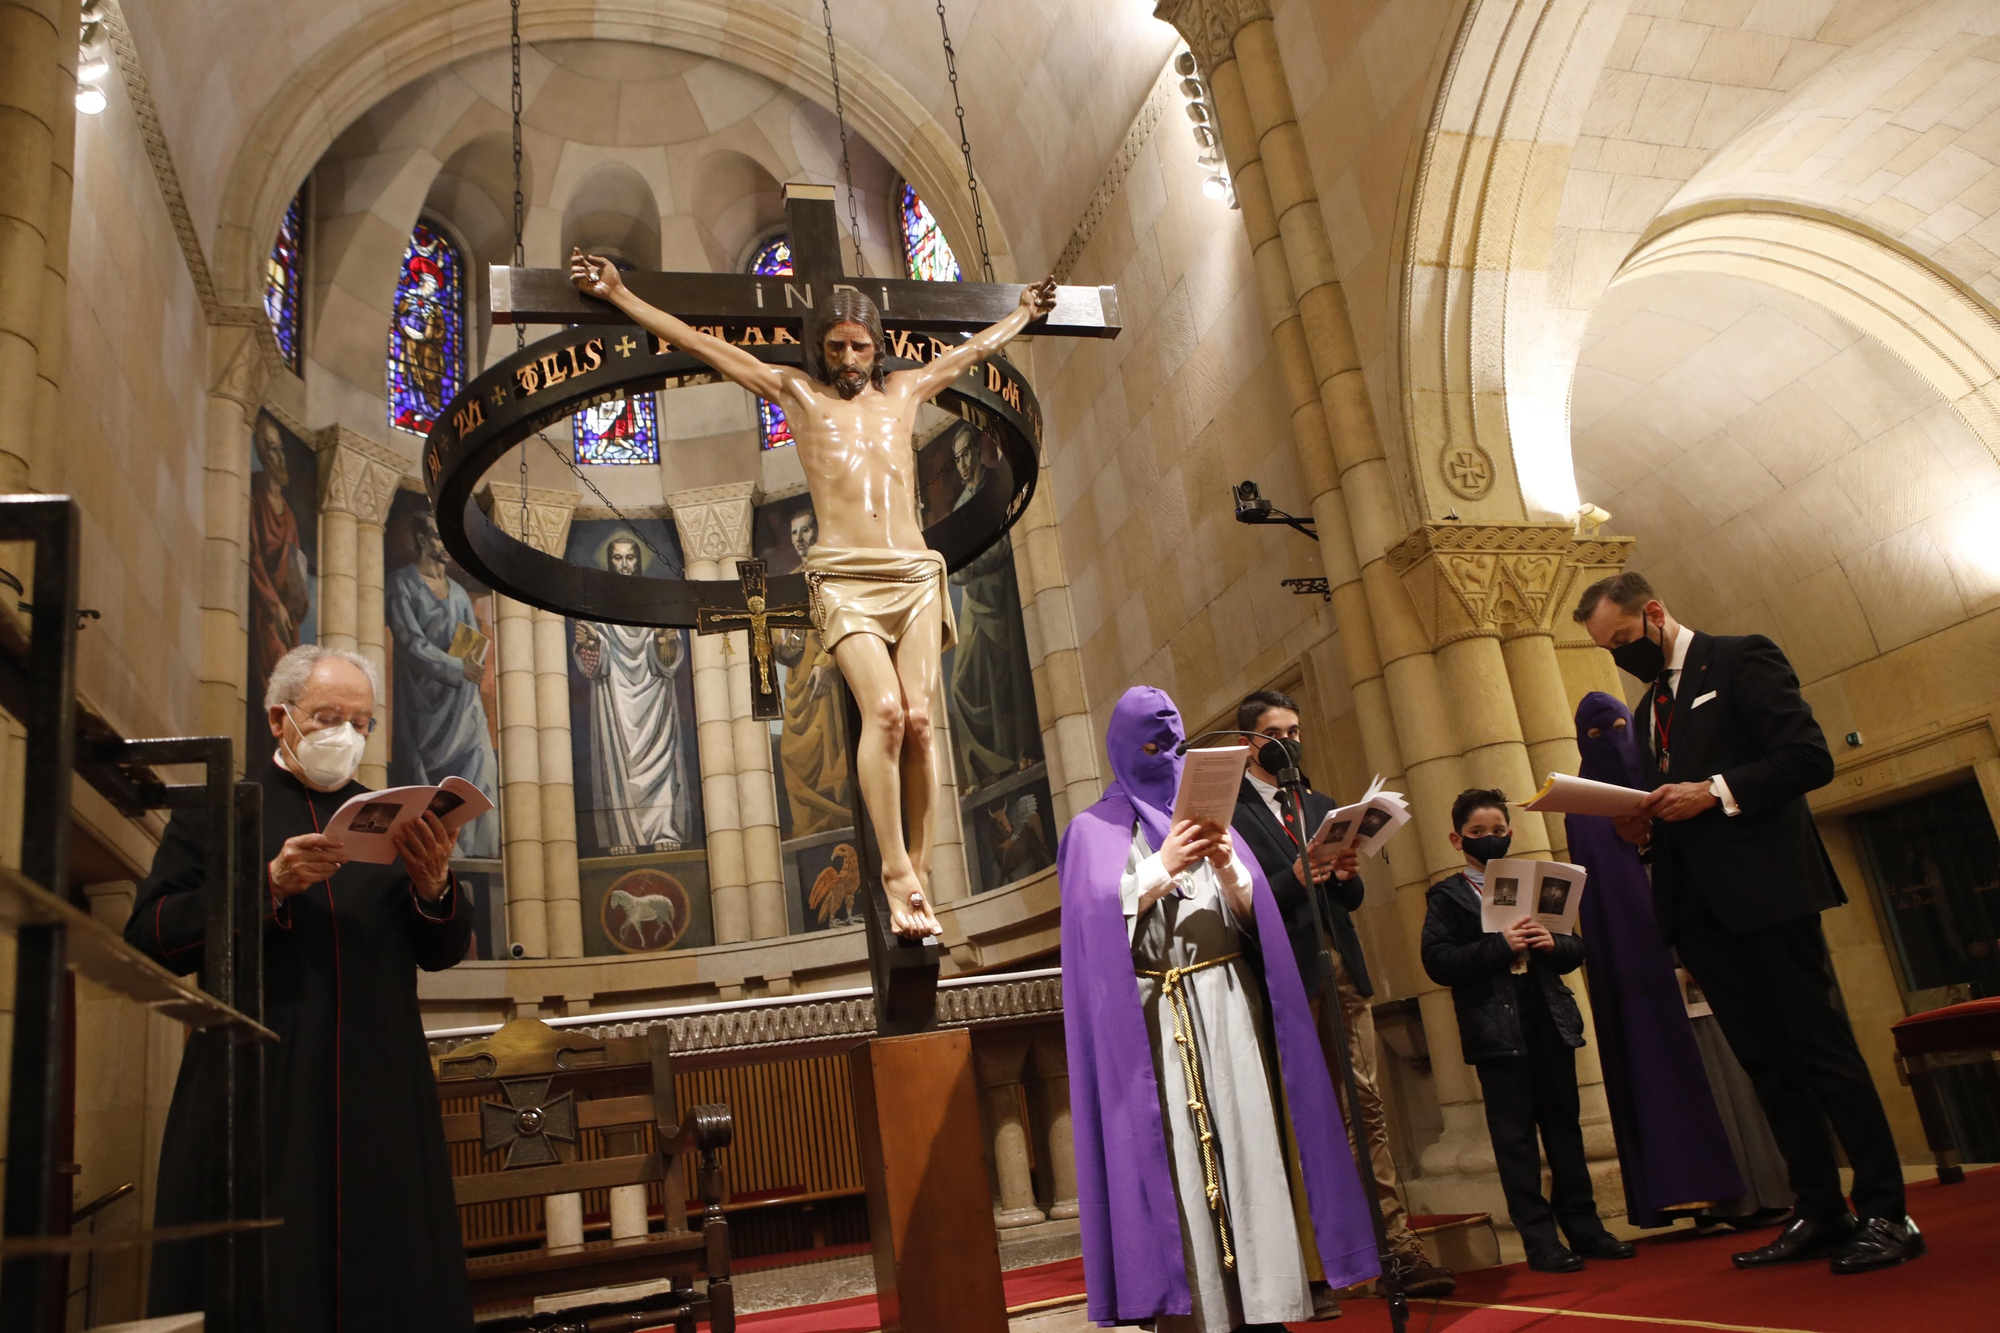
[[1571, 690, 1744, 1226], [1059, 687, 1379, 1325]]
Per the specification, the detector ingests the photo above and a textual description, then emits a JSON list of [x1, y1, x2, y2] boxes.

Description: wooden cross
[[694, 559, 812, 720], [490, 183, 1120, 341]]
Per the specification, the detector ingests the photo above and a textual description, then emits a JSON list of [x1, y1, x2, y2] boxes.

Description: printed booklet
[[1308, 775, 1413, 857], [1480, 857, 1588, 936], [324, 776, 493, 864]]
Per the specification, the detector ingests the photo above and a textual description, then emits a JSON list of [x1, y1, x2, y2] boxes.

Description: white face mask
[[283, 706, 367, 789]]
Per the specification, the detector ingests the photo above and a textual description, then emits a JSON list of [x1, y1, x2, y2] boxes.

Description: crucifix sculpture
[[550, 186, 1089, 942], [694, 560, 812, 714]]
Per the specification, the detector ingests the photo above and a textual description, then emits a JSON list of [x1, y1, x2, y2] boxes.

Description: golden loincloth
[[803, 546, 959, 655]]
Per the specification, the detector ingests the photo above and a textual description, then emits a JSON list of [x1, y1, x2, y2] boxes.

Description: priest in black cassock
[[128, 643, 475, 1331]]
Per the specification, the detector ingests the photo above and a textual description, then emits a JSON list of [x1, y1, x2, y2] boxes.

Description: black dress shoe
[[1389, 1252, 1457, 1298], [1571, 1233, 1636, 1260], [1526, 1244, 1586, 1273], [1732, 1213, 1858, 1268], [1829, 1216, 1926, 1275]]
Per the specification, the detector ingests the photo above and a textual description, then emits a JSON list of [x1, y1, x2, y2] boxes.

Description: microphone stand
[[1178, 732, 1409, 1331]]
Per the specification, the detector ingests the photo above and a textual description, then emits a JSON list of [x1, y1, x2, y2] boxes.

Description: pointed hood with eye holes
[[1576, 689, 1647, 789], [1056, 687, 1379, 1323]]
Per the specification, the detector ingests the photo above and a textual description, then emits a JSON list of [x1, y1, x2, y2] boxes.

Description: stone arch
[[562, 160, 663, 270], [1619, 205, 2000, 469], [689, 149, 784, 273], [211, 1, 1020, 316]]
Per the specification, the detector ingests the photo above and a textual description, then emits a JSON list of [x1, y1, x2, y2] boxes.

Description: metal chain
[[501, 0, 672, 576], [820, 0, 867, 276], [935, 0, 994, 281], [511, 0, 527, 536]]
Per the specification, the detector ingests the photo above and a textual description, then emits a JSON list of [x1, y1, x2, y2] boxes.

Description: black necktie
[[1653, 670, 1675, 775]]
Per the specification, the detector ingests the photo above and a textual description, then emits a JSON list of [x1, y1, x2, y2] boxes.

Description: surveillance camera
[[510, 942, 527, 959]]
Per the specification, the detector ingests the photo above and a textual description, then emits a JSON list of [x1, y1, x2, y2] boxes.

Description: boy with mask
[[1420, 789, 1634, 1272]]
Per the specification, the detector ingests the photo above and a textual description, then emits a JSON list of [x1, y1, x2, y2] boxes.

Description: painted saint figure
[[771, 507, 851, 836], [385, 511, 500, 858], [249, 416, 311, 697], [573, 535, 690, 855], [572, 248, 1055, 937], [947, 433, 1042, 793]]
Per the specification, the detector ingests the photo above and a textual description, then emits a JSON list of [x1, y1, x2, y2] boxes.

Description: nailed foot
[[883, 866, 943, 939]]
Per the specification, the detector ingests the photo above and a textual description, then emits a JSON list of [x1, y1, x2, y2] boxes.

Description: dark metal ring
[[422, 325, 1043, 627]]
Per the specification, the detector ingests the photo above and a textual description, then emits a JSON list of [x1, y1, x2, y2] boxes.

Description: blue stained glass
[[899, 183, 961, 282], [750, 235, 794, 448], [387, 220, 464, 437], [264, 187, 305, 372], [574, 392, 660, 465]]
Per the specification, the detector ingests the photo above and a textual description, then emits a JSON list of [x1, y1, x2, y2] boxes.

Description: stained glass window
[[572, 258, 658, 465], [574, 393, 659, 465], [264, 186, 305, 373], [750, 235, 795, 449], [387, 220, 464, 437], [899, 183, 962, 282]]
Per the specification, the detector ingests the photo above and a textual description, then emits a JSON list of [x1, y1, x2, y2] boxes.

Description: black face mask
[[1257, 736, 1302, 776], [1610, 618, 1668, 682], [1461, 833, 1512, 866]]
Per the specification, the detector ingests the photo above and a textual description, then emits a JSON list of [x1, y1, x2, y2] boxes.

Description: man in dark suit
[[1576, 573, 1922, 1274], [1229, 690, 1455, 1300]]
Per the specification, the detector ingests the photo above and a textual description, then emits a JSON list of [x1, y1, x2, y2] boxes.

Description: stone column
[[927, 710, 972, 905], [1028, 1030, 1078, 1220], [202, 326, 277, 761], [1012, 479, 1099, 830], [1158, 0, 1485, 1178], [26, 0, 77, 491], [315, 428, 405, 787], [974, 1038, 1046, 1229], [717, 549, 786, 941], [493, 588, 546, 958], [668, 484, 754, 944], [489, 483, 581, 957], [0, 0, 71, 489]]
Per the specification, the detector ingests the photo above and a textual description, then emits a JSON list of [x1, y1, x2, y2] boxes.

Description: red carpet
[[717, 1169, 1993, 1331]]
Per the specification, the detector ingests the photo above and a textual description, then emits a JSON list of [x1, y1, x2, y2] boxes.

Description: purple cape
[[1571, 691, 1744, 1225], [1059, 687, 1379, 1324]]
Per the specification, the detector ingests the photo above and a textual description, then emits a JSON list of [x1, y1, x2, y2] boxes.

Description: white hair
[[263, 644, 382, 711]]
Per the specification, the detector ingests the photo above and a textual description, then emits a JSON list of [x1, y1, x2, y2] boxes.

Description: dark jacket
[[1231, 777, 1370, 998], [1421, 871, 1585, 1064], [1637, 631, 1844, 938]]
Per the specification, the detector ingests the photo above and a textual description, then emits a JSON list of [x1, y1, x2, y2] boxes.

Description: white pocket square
[[1691, 690, 1718, 709]]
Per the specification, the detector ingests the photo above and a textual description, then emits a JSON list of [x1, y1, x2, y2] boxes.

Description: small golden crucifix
[[695, 559, 813, 720]]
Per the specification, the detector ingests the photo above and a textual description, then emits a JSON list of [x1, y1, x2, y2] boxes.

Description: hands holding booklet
[[1479, 858, 1587, 936], [1307, 775, 1412, 857], [325, 776, 495, 864]]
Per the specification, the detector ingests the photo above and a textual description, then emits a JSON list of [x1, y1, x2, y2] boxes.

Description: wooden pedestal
[[849, 1029, 1008, 1333]]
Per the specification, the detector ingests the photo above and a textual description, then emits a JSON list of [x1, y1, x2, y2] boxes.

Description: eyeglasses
[[290, 705, 378, 736]]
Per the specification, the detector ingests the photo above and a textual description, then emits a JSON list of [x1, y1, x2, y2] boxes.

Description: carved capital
[[315, 426, 410, 525], [208, 324, 275, 425], [1386, 522, 1634, 646], [666, 482, 757, 564], [484, 481, 581, 556], [1153, 0, 1269, 74]]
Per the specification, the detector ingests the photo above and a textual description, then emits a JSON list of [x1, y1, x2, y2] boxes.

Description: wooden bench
[[434, 1019, 735, 1331], [1891, 997, 2000, 1184]]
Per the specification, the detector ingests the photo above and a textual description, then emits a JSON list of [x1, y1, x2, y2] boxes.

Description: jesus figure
[[572, 248, 1055, 938]]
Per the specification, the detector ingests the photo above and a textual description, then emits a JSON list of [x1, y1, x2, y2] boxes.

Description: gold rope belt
[[1136, 950, 1243, 1271]]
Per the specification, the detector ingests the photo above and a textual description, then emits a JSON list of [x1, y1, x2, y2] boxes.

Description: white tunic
[[576, 622, 687, 851], [1122, 827, 1313, 1333]]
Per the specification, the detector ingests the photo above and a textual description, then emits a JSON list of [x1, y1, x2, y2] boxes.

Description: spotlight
[[1180, 77, 1204, 100], [75, 86, 106, 114], [1175, 51, 1197, 77], [1201, 175, 1229, 201], [79, 57, 109, 84]]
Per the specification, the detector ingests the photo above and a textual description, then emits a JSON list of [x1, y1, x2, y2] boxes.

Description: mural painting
[[565, 518, 703, 863], [579, 853, 714, 956], [245, 411, 319, 775], [383, 490, 502, 860]]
